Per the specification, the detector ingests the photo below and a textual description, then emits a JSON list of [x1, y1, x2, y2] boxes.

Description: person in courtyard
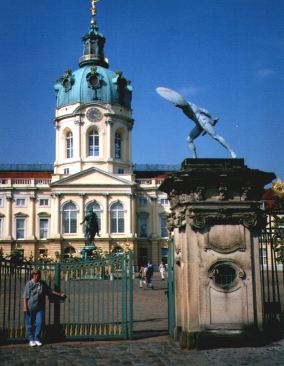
[[146, 261, 154, 289], [159, 261, 166, 280], [22, 269, 67, 347], [139, 264, 145, 288]]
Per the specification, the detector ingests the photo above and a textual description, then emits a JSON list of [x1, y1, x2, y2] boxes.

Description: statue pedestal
[[160, 158, 275, 348]]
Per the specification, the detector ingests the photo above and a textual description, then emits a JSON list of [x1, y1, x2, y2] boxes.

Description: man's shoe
[[29, 341, 36, 347], [35, 340, 42, 346]]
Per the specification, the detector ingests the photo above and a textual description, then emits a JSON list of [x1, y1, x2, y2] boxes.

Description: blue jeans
[[25, 310, 44, 341]]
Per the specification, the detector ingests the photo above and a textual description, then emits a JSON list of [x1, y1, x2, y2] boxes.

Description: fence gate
[[259, 222, 284, 324], [0, 253, 133, 343]]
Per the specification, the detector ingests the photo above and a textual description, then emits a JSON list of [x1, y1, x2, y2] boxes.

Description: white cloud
[[256, 68, 275, 79]]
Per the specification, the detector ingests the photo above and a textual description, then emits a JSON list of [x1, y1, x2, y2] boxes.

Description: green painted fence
[[0, 253, 133, 343]]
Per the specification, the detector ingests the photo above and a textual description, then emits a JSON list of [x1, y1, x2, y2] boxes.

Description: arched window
[[88, 129, 99, 156], [86, 201, 102, 230], [110, 202, 124, 233], [115, 131, 122, 159], [66, 131, 73, 158], [62, 202, 77, 233]]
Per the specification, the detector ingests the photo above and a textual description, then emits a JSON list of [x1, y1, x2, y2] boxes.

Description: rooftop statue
[[80, 210, 100, 246], [156, 87, 236, 159]]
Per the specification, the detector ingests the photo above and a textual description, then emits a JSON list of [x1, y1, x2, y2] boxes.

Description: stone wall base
[[173, 326, 281, 350]]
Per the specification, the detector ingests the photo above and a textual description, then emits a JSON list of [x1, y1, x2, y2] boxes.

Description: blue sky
[[0, 0, 283, 181]]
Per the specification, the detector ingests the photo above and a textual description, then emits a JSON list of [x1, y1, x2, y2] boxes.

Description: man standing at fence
[[22, 269, 66, 347]]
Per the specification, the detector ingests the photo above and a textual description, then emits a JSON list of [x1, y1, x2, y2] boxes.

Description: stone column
[[28, 193, 36, 240], [5, 193, 13, 240], [131, 193, 136, 237], [51, 193, 61, 238], [150, 196, 158, 237], [74, 119, 84, 170], [160, 158, 275, 348], [54, 122, 61, 174], [103, 193, 109, 236], [105, 119, 113, 160]]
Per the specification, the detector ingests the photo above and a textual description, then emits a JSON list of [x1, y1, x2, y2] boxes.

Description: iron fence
[[259, 222, 284, 324], [0, 253, 133, 343]]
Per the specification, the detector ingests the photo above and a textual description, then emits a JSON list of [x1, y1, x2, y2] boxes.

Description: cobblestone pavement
[[1, 273, 284, 365], [1, 336, 284, 366]]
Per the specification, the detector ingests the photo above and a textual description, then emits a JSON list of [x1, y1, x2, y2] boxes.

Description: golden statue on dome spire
[[91, 0, 100, 26]]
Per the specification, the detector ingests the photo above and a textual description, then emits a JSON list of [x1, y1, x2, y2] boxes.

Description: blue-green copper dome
[[54, 24, 132, 109]]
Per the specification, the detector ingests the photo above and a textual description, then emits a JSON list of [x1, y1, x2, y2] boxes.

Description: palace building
[[0, 3, 178, 267]]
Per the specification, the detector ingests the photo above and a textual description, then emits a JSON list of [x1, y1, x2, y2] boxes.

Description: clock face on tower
[[86, 107, 103, 122]]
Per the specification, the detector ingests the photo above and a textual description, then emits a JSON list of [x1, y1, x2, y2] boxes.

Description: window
[[115, 131, 122, 159], [16, 198, 26, 207], [66, 131, 73, 158], [39, 198, 49, 207], [138, 196, 147, 207], [64, 246, 76, 259], [16, 218, 25, 239], [261, 247, 268, 265], [0, 198, 3, 207], [88, 129, 99, 156], [39, 218, 49, 239], [160, 215, 168, 238], [118, 168, 124, 174], [62, 202, 77, 234], [213, 264, 236, 287], [138, 214, 148, 238], [160, 198, 169, 206], [110, 202, 124, 233], [86, 201, 102, 231], [64, 168, 70, 175]]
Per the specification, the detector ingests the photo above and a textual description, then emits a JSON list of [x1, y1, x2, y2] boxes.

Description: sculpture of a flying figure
[[156, 87, 236, 159]]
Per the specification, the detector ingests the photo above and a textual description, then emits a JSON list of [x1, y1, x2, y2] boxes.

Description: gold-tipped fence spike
[[20, 326, 25, 337]]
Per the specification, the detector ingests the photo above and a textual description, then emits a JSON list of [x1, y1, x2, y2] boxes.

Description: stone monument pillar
[[160, 158, 275, 348]]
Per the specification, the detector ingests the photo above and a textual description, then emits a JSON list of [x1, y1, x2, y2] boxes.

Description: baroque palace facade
[[0, 7, 177, 267]]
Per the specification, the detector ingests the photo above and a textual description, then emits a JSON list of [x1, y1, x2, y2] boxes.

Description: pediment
[[51, 167, 134, 187]]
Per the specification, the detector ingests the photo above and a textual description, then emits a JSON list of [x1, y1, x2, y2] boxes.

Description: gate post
[[160, 158, 275, 348]]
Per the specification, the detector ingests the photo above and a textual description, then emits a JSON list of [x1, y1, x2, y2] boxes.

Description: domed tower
[[53, 1, 134, 179]]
